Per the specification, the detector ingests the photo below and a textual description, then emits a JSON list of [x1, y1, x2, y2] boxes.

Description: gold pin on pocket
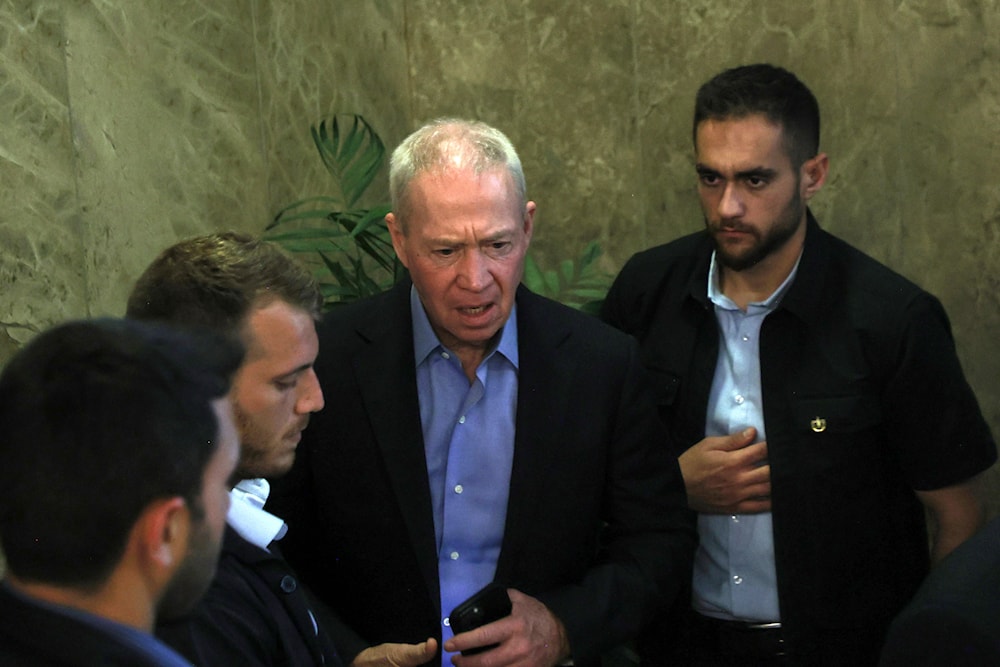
[[810, 417, 827, 433]]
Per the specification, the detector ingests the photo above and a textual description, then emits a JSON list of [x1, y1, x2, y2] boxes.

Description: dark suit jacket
[[268, 282, 696, 667], [156, 525, 342, 667], [879, 516, 1000, 666], [0, 583, 181, 667]]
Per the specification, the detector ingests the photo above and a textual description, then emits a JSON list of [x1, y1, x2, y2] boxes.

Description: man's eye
[[274, 379, 297, 391], [699, 173, 720, 186], [746, 176, 767, 188], [483, 243, 512, 259], [435, 248, 455, 257]]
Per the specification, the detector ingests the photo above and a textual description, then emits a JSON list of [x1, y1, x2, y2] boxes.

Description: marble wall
[[1, 0, 998, 509]]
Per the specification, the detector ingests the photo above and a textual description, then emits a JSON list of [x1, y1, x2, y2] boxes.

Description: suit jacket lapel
[[497, 287, 575, 580], [352, 282, 440, 611]]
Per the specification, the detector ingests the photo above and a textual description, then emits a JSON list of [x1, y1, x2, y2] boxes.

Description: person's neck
[[720, 226, 805, 310], [442, 330, 502, 384], [7, 572, 154, 632], [455, 347, 489, 383]]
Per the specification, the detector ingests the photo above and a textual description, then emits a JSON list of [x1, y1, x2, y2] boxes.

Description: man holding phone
[[268, 119, 696, 667]]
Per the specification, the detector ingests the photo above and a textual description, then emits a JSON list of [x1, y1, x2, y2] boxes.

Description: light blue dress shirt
[[410, 287, 518, 666], [691, 252, 800, 624]]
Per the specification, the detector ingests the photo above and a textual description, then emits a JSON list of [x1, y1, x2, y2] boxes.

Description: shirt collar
[[410, 285, 519, 370], [226, 478, 287, 550], [707, 249, 803, 312]]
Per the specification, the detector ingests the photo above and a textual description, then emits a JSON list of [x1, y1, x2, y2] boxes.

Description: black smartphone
[[448, 582, 512, 655]]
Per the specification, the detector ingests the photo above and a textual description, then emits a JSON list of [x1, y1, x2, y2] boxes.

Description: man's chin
[[265, 450, 297, 479], [239, 457, 295, 481], [716, 251, 762, 272]]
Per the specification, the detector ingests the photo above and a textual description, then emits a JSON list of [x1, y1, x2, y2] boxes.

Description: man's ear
[[522, 201, 536, 243], [800, 152, 829, 201], [137, 497, 190, 571], [385, 212, 410, 269]]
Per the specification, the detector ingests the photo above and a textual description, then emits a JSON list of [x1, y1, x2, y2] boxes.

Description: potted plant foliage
[[265, 114, 611, 313]]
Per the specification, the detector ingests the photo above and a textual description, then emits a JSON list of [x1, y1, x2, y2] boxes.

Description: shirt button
[[280, 575, 297, 593], [733, 575, 743, 585], [742, 335, 750, 342], [443, 617, 451, 627], [731, 515, 740, 523], [454, 484, 464, 494], [450, 551, 460, 560], [441, 352, 450, 360], [734, 395, 745, 405], [458, 415, 466, 424]]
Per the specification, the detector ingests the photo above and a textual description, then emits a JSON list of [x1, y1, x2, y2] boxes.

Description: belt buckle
[[747, 621, 782, 630]]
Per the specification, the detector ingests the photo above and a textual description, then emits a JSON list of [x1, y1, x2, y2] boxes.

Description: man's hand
[[445, 589, 569, 667], [679, 427, 771, 514], [350, 638, 438, 667]]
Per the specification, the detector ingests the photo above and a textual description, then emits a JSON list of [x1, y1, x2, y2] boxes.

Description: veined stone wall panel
[[0, 1, 81, 357], [1, 0, 997, 512]]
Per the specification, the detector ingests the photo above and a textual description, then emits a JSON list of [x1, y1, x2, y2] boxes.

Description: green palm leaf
[[313, 115, 385, 209]]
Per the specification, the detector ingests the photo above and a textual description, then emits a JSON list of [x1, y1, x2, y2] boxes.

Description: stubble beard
[[157, 515, 221, 620], [232, 402, 301, 480], [709, 187, 805, 272]]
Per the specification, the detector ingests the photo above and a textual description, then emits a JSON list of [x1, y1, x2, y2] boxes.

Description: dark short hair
[[0, 318, 243, 588], [126, 231, 322, 336], [693, 63, 820, 167]]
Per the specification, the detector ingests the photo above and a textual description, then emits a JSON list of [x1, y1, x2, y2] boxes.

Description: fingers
[[722, 427, 757, 450], [738, 439, 768, 462], [737, 454, 770, 480], [447, 590, 568, 667], [680, 430, 772, 514], [732, 496, 772, 514], [445, 617, 512, 661], [351, 639, 439, 667], [396, 638, 438, 666]]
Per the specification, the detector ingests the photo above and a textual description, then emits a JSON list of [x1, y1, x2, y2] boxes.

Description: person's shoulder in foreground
[[879, 515, 1000, 667], [0, 317, 243, 667]]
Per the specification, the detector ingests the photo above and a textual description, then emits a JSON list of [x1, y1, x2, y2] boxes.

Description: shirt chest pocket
[[784, 394, 887, 487], [790, 394, 882, 436]]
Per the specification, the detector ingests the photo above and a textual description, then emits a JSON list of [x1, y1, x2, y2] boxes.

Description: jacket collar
[[685, 210, 831, 327]]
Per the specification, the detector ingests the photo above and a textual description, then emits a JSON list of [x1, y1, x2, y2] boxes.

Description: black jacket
[[268, 282, 697, 666], [157, 525, 342, 666], [601, 213, 996, 664], [0, 584, 182, 667]]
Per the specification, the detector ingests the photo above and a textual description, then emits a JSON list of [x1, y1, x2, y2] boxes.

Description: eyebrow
[[274, 363, 313, 381], [427, 231, 514, 247], [696, 163, 779, 180]]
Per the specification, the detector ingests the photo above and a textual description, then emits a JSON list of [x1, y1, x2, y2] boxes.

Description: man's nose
[[718, 182, 744, 219], [295, 368, 325, 414], [457, 249, 490, 291]]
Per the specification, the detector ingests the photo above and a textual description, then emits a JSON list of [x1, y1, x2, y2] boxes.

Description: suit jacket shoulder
[[0, 585, 173, 667], [879, 517, 1000, 666]]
